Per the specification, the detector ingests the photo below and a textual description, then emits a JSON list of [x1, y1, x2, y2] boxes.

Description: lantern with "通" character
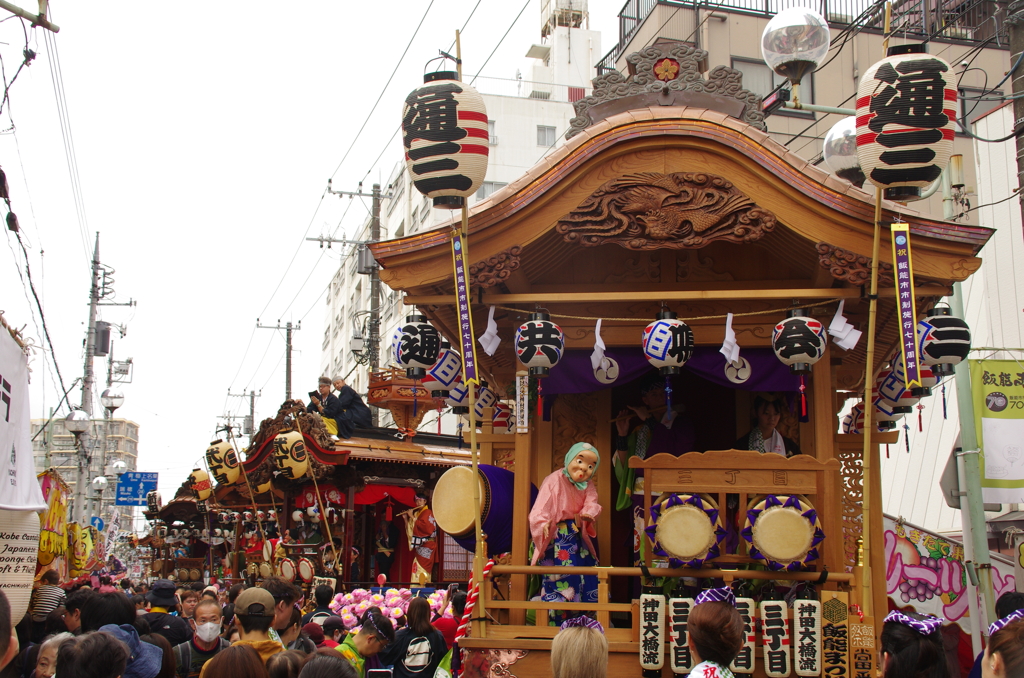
[[394, 314, 441, 380], [272, 430, 309, 480], [642, 310, 693, 375], [772, 311, 827, 374], [515, 311, 564, 377], [205, 439, 240, 486], [402, 71, 489, 209], [422, 342, 462, 398], [856, 44, 957, 202], [189, 468, 213, 502], [917, 305, 971, 377]]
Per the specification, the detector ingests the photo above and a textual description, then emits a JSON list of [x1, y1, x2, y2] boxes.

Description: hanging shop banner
[[883, 514, 1016, 632], [37, 470, 70, 580], [451, 233, 478, 385], [0, 325, 45, 510], [970, 359, 1024, 503], [821, 592, 849, 678], [891, 222, 921, 389], [69, 522, 97, 578], [0, 509, 42, 621]]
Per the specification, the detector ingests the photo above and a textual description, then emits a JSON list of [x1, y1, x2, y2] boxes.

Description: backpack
[[308, 610, 332, 626], [404, 636, 434, 673]]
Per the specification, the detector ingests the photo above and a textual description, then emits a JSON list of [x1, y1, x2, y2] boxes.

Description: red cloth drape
[[354, 484, 416, 507]]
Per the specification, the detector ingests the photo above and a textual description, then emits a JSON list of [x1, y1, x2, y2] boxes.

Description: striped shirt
[[30, 584, 66, 622]]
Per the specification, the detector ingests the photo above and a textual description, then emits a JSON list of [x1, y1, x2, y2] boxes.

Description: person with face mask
[[320, 618, 345, 649], [172, 599, 230, 678]]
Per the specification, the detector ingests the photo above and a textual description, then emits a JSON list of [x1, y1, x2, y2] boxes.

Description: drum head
[[298, 558, 315, 582], [432, 466, 481, 537], [743, 495, 824, 570], [178, 568, 190, 581], [189, 568, 202, 582], [656, 504, 716, 561], [647, 493, 725, 567], [247, 562, 258, 576], [262, 540, 273, 562], [279, 559, 296, 582], [259, 562, 272, 579], [152, 559, 163, 573]]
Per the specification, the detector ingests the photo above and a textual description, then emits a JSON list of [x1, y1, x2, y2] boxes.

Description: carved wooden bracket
[[816, 242, 894, 286], [469, 245, 522, 288], [556, 172, 777, 250]]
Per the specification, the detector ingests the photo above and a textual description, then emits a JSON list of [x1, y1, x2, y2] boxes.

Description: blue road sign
[[115, 472, 158, 506], [90, 516, 104, 531]]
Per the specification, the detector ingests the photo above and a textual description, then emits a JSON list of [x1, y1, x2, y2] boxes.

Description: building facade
[[320, 3, 601, 431]]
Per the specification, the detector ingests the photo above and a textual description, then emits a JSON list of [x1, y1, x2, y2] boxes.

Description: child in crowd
[[879, 611, 949, 678]]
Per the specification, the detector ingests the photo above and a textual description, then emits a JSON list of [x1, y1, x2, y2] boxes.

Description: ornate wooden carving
[[469, 245, 522, 288], [676, 251, 734, 282], [557, 172, 777, 250], [837, 444, 864, 570], [552, 392, 600, 473], [601, 254, 662, 284], [816, 242, 894, 286]]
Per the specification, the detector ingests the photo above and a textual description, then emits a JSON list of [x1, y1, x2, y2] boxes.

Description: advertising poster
[[970, 359, 1024, 503]]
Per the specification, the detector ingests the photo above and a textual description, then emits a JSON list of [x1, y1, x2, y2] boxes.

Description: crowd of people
[[6, 569, 1024, 678]]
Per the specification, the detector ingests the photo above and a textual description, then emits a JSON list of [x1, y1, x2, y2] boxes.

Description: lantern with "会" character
[[402, 71, 489, 209], [421, 342, 462, 398], [515, 311, 564, 377], [272, 430, 309, 480], [772, 312, 827, 374], [916, 306, 971, 377], [856, 44, 957, 202], [205, 439, 240, 486], [642, 310, 693, 375], [394, 314, 441, 380]]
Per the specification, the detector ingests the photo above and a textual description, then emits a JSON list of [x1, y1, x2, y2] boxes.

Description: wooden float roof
[[369, 105, 992, 387]]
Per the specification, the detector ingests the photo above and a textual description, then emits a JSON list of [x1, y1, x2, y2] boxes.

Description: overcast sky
[[0, 1, 621, 505]]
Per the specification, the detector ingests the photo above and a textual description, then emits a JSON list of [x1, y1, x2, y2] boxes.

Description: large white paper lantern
[[402, 71, 489, 209], [856, 44, 957, 201], [772, 313, 827, 374], [393, 314, 441, 380], [422, 343, 462, 398], [515, 311, 564, 377], [917, 306, 971, 377], [643, 310, 693, 375]]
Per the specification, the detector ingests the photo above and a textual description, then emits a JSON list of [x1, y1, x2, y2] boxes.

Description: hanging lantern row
[[393, 314, 442, 379], [401, 70, 489, 209], [772, 310, 828, 374], [515, 311, 565, 377], [642, 310, 694, 374], [421, 341, 462, 398]]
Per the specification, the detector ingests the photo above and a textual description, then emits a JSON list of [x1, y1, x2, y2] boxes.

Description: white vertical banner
[[0, 326, 45, 510], [515, 372, 529, 434]]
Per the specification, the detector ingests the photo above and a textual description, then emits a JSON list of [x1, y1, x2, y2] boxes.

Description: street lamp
[[760, 7, 830, 106], [99, 388, 125, 523], [101, 388, 124, 411], [65, 409, 91, 524], [65, 409, 90, 435], [823, 117, 865, 188]]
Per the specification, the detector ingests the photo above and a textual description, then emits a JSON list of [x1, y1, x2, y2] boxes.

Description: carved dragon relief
[[556, 172, 777, 250], [469, 245, 522, 288], [816, 242, 894, 286]]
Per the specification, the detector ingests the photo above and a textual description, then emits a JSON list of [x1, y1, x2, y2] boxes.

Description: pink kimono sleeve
[[581, 481, 601, 537], [529, 470, 562, 565]]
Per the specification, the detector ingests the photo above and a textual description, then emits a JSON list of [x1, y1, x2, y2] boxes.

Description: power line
[[469, 0, 532, 86]]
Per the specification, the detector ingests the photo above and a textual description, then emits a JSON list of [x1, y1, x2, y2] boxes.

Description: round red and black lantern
[[642, 310, 693, 375], [772, 311, 827, 374], [917, 306, 971, 377], [856, 44, 956, 202], [402, 71, 489, 209], [421, 341, 462, 398], [515, 311, 564, 377], [394, 314, 441, 379]]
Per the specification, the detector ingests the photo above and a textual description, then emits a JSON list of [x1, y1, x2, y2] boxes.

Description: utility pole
[[76, 234, 101, 524], [324, 180, 384, 426], [228, 389, 260, 443], [257, 321, 301, 400], [1009, 1, 1024, 241]]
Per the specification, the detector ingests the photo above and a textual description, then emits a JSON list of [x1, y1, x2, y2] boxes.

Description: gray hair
[[331, 376, 345, 384], [41, 631, 73, 654], [318, 376, 332, 386]]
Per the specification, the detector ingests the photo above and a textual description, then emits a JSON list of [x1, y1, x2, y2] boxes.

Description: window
[[537, 125, 557, 147], [440, 532, 473, 581], [475, 181, 508, 200], [386, 180, 404, 216], [419, 201, 431, 224], [488, 120, 497, 145], [731, 58, 814, 117], [323, 327, 330, 348], [959, 87, 1002, 132], [395, 219, 405, 238]]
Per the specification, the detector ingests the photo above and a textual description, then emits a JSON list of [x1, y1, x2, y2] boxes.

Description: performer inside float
[[613, 373, 694, 566], [530, 442, 601, 624], [733, 393, 802, 457], [402, 492, 437, 585]]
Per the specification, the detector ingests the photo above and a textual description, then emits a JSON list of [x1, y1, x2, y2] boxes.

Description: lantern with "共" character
[[402, 71, 489, 209], [394, 314, 441, 379], [856, 44, 957, 201], [515, 311, 564, 377], [642, 310, 693, 375]]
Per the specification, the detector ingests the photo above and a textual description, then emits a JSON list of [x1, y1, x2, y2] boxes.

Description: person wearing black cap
[[231, 587, 284, 663], [320, 617, 345, 648], [141, 580, 193, 647]]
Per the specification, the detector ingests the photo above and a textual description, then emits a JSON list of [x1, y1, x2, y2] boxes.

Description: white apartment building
[[320, 2, 601, 431]]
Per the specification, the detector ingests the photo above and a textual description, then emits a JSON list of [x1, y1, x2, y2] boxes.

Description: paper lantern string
[[989, 608, 1024, 636], [884, 610, 944, 635], [490, 297, 843, 324], [560, 616, 605, 634]]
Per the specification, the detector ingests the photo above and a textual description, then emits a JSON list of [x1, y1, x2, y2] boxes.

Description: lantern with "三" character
[[856, 44, 957, 201], [515, 311, 564, 377], [272, 430, 309, 480], [916, 305, 971, 377], [422, 342, 462, 398], [394, 314, 441, 380], [402, 70, 489, 209], [772, 311, 827, 374], [642, 310, 693, 375]]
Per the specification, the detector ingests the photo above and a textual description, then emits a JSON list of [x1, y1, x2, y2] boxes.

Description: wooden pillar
[[509, 387, 532, 625], [593, 390, 613, 566], [343, 485, 355, 584], [479, 407, 494, 465], [811, 353, 833, 461], [868, 440, 887, 629]]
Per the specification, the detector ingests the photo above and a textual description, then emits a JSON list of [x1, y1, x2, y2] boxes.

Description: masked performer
[[530, 442, 602, 624], [402, 492, 437, 585]]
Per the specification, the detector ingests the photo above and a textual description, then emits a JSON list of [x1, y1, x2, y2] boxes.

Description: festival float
[[351, 30, 995, 678]]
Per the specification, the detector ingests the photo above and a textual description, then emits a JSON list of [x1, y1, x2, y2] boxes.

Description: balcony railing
[[597, 0, 1007, 74], [465, 74, 592, 104]]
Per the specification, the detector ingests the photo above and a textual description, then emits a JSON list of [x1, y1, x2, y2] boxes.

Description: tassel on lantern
[[537, 379, 544, 419], [800, 376, 808, 420], [885, 444, 890, 459], [664, 376, 673, 420], [942, 383, 948, 419], [918, 403, 924, 432], [457, 420, 464, 449], [904, 422, 911, 454]]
